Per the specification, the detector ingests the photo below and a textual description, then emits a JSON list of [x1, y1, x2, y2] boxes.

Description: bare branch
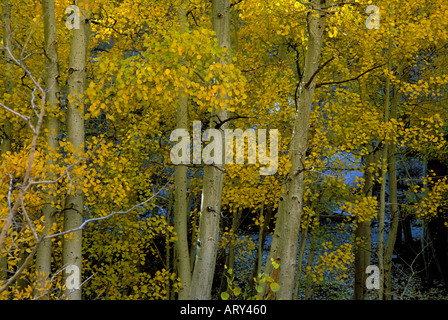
[[304, 54, 338, 89], [0, 244, 38, 292], [42, 175, 173, 241], [21, 200, 39, 242], [316, 63, 386, 88], [0, 101, 35, 132]]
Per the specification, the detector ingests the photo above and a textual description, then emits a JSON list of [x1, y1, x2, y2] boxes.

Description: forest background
[[1, 0, 448, 300]]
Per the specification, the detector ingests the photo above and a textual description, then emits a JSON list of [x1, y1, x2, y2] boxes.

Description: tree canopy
[[1, 0, 448, 300]]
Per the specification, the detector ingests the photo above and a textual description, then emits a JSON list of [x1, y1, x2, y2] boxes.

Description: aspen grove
[[1, 0, 448, 300]]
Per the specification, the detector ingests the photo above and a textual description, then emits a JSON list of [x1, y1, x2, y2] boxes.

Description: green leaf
[[221, 292, 230, 300], [233, 287, 241, 296], [255, 285, 263, 293], [270, 282, 280, 292]]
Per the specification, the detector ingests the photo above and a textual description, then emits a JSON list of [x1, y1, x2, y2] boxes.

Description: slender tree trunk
[[227, 208, 240, 273], [255, 204, 265, 277], [249, 203, 272, 295], [173, 1, 191, 300], [263, 0, 328, 300], [34, 0, 60, 299], [304, 213, 319, 300], [62, 2, 90, 300], [219, 207, 240, 295], [383, 62, 405, 300], [165, 192, 173, 299], [353, 145, 375, 299], [0, 0, 13, 292], [1, 0, 12, 157], [188, 0, 230, 300], [377, 49, 393, 298], [293, 217, 310, 299]]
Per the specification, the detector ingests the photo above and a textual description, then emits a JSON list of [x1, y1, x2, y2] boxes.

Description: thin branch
[[212, 114, 252, 129], [0, 243, 38, 292], [304, 54, 338, 89], [316, 63, 386, 88], [230, 0, 244, 8], [59, 272, 97, 300], [28, 157, 87, 186], [0, 101, 35, 132], [21, 200, 39, 242], [6, 174, 13, 211], [42, 175, 173, 241]]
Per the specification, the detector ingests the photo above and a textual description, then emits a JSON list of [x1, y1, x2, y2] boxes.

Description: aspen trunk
[[173, 1, 191, 300], [0, 0, 13, 290], [383, 62, 405, 300], [264, 0, 328, 300], [62, 2, 90, 300], [353, 145, 375, 300], [304, 213, 319, 300], [377, 50, 393, 298], [188, 0, 230, 300], [1, 0, 12, 159], [249, 203, 272, 295], [34, 0, 60, 299], [227, 208, 240, 273], [293, 218, 309, 299]]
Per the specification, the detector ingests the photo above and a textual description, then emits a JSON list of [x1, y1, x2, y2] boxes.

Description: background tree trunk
[[353, 145, 374, 300], [0, 0, 13, 293], [383, 62, 405, 300], [34, 0, 60, 299]]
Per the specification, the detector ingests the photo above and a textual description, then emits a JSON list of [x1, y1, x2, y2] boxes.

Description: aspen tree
[[264, 0, 328, 300], [34, 0, 60, 298], [62, 0, 90, 300], [0, 0, 13, 291], [189, 0, 230, 300], [173, 0, 191, 300]]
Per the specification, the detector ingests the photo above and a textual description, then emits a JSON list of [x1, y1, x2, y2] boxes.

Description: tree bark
[[0, 0, 12, 155], [188, 0, 230, 300], [173, 0, 191, 300], [263, 0, 328, 300], [377, 82, 390, 300], [353, 145, 375, 299], [0, 0, 13, 293], [34, 0, 61, 299], [304, 213, 319, 300], [293, 214, 310, 300], [62, 2, 90, 300], [383, 62, 405, 300]]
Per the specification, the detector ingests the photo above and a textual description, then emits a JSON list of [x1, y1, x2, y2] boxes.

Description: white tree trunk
[[264, 0, 328, 300], [188, 0, 230, 300], [34, 0, 60, 298], [174, 1, 192, 300], [62, 2, 90, 300]]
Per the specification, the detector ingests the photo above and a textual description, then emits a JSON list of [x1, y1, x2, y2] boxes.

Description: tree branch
[[304, 54, 338, 89], [316, 63, 386, 88]]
